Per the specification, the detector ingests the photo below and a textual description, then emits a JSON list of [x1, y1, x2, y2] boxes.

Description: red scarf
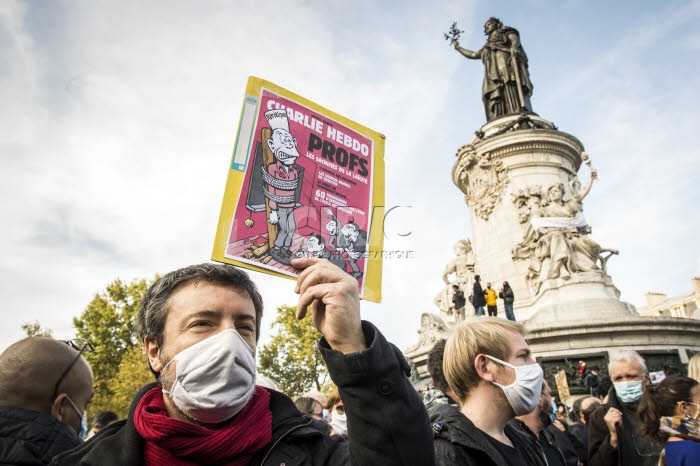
[[133, 386, 272, 466]]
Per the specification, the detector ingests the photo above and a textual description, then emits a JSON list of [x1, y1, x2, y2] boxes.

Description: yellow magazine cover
[[212, 77, 385, 302]]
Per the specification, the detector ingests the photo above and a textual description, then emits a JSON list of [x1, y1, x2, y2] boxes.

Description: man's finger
[[297, 282, 336, 313], [292, 257, 324, 293]]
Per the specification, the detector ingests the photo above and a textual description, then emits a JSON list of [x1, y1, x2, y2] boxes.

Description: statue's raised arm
[[569, 152, 598, 202], [447, 17, 534, 122]]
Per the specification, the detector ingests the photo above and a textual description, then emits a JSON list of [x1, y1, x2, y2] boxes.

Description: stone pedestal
[[405, 113, 700, 395], [451, 114, 631, 322]]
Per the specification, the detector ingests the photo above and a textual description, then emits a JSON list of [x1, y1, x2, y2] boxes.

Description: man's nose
[[220, 319, 238, 331]]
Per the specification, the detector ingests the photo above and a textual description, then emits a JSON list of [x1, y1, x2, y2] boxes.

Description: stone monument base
[[521, 272, 637, 325]]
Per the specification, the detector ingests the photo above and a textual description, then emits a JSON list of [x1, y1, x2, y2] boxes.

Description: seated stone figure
[[512, 154, 616, 293]]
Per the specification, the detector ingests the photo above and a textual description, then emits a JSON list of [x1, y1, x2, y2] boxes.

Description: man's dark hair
[[135, 263, 264, 350], [310, 233, 324, 245], [581, 400, 600, 424], [427, 339, 450, 394], [597, 376, 612, 399], [92, 410, 119, 429], [475, 275, 481, 281], [570, 397, 584, 422], [589, 365, 599, 372]]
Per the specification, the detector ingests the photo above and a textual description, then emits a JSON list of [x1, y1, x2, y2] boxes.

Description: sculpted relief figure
[[451, 17, 533, 122], [405, 313, 449, 354], [512, 154, 617, 293], [453, 147, 508, 221], [434, 239, 475, 323], [512, 185, 544, 224]]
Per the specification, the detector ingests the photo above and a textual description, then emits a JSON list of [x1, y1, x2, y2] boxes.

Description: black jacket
[[452, 291, 466, 309], [430, 403, 546, 466], [472, 281, 486, 307], [588, 386, 661, 466], [0, 406, 81, 465], [498, 285, 515, 304], [52, 321, 434, 466]]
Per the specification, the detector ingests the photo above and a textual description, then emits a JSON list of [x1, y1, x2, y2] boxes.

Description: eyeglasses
[[632, 435, 663, 457], [51, 339, 94, 401], [63, 394, 84, 418]]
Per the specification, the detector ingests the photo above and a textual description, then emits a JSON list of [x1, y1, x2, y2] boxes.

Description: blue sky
[[1, 0, 699, 354]]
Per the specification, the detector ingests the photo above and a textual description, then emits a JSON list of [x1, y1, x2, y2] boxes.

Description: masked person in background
[[86, 411, 119, 440], [587, 350, 662, 466], [512, 380, 579, 466], [326, 390, 348, 442], [431, 317, 547, 465], [637, 374, 700, 466], [51, 259, 434, 465], [0, 337, 94, 465]]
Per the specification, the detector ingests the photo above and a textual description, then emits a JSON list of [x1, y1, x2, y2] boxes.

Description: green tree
[[109, 345, 154, 418], [73, 278, 150, 419], [21, 320, 53, 338], [258, 305, 331, 399]]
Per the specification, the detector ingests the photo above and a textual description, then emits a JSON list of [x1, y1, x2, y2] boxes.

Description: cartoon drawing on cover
[[263, 109, 302, 265], [339, 221, 367, 279]]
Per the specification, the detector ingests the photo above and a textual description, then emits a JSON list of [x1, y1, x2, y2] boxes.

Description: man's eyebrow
[[182, 310, 222, 321], [517, 348, 531, 358], [236, 315, 256, 325]]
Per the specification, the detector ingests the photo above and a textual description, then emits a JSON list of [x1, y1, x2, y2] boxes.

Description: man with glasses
[[52, 259, 434, 465], [0, 337, 94, 465]]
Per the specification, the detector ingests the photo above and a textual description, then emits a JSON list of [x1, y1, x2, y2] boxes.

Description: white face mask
[[486, 354, 544, 416], [331, 410, 347, 437], [162, 329, 256, 424]]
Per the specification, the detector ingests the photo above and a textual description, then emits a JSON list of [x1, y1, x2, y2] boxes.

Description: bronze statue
[[448, 18, 534, 122]]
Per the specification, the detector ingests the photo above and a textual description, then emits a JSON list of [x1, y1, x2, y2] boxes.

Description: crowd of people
[[0, 258, 698, 465], [452, 274, 517, 322]]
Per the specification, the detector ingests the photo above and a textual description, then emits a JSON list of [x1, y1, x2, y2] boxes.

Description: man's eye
[[191, 321, 211, 327]]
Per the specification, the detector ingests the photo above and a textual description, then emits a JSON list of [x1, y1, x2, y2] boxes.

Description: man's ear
[[642, 372, 651, 390], [144, 337, 163, 373], [50, 393, 67, 421], [474, 354, 496, 383], [267, 138, 275, 153]]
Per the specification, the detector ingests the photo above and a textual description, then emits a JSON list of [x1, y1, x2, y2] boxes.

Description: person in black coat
[[472, 275, 487, 316], [432, 317, 547, 465], [451, 284, 466, 321], [0, 337, 94, 465], [52, 259, 434, 466], [499, 281, 516, 321]]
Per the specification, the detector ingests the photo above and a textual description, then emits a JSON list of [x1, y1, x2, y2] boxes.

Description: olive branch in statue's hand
[[444, 21, 463, 46]]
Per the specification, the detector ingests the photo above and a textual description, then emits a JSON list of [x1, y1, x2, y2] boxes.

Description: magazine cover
[[212, 77, 385, 302]]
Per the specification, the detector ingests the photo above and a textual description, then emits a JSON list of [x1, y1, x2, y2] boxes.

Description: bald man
[[0, 337, 94, 465]]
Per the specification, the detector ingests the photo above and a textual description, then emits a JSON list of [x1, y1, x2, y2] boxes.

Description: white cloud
[[1, 0, 698, 356]]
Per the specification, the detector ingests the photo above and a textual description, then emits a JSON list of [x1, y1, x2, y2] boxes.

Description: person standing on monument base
[[472, 275, 487, 316], [499, 280, 516, 321], [451, 284, 466, 322], [485, 282, 498, 317], [587, 350, 662, 466]]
